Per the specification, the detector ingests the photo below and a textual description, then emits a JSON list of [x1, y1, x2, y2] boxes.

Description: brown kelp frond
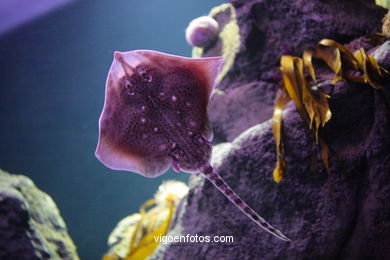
[[316, 39, 389, 88], [303, 47, 317, 83], [103, 181, 189, 260], [280, 54, 333, 139], [319, 137, 330, 174], [273, 56, 331, 183], [272, 90, 290, 183], [272, 36, 388, 182], [279, 56, 311, 124]]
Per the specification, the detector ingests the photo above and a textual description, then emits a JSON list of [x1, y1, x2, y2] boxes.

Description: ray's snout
[[113, 51, 134, 75], [114, 51, 123, 60]]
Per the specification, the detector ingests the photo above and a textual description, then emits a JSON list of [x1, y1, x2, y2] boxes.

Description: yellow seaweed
[[103, 181, 189, 260], [303, 48, 317, 83], [316, 38, 388, 88], [272, 36, 388, 182], [280, 56, 310, 123], [124, 199, 174, 260], [273, 56, 331, 182], [272, 90, 290, 183]]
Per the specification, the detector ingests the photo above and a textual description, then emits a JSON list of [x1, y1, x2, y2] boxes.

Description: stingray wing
[[95, 50, 223, 177]]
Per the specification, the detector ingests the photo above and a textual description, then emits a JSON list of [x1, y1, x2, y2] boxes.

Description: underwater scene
[[1, 0, 390, 259]]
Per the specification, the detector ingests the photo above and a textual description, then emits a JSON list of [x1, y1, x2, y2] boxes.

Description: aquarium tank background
[[0, 0, 225, 259], [1, 0, 390, 259]]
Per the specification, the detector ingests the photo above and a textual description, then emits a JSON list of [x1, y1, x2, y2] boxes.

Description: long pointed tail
[[202, 164, 291, 242]]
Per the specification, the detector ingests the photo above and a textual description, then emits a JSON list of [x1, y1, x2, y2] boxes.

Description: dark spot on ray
[[224, 189, 233, 196], [260, 222, 268, 227], [268, 228, 277, 233], [215, 179, 224, 187], [234, 198, 242, 205], [244, 207, 252, 214]]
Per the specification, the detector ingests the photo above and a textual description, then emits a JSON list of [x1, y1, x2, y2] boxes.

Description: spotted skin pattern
[[202, 165, 290, 241], [95, 50, 290, 242]]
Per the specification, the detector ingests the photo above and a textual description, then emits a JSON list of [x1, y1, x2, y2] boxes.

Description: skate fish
[[95, 50, 290, 242]]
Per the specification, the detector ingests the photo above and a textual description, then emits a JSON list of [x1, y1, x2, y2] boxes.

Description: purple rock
[[150, 1, 390, 259], [0, 169, 79, 259], [208, 0, 385, 142]]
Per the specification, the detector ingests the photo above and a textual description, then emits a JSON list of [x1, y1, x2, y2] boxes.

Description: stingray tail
[[201, 164, 291, 242]]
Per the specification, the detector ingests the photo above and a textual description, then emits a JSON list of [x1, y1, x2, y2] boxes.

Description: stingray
[[95, 50, 290, 242]]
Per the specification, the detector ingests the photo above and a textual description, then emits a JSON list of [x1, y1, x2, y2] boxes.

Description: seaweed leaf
[[103, 181, 188, 260], [316, 39, 358, 84], [353, 47, 389, 89], [272, 36, 388, 182], [319, 137, 329, 174], [316, 39, 388, 88], [302, 86, 331, 142], [273, 56, 331, 182], [124, 200, 174, 260], [273, 157, 287, 184], [303, 48, 317, 83], [279, 56, 331, 142], [126, 199, 157, 259], [272, 90, 290, 183], [280, 56, 310, 123]]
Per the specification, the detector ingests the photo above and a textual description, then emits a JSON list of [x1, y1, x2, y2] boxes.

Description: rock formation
[[150, 1, 390, 259], [0, 169, 79, 259]]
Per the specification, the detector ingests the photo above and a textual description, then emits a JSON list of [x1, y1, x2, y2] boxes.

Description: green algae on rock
[[0, 169, 79, 260], [191, 4, 240, 85]]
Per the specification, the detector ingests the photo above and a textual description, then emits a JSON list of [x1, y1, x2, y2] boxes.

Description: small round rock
[[185, 16, 219, 47]]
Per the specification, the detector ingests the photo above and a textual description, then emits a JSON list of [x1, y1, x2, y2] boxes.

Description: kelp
[[315, 39, 388, 88], [103, 181, 189, 260], [272, 90, 290, 183], [273, 55, 331, 183], [273, 36, 388, 182]]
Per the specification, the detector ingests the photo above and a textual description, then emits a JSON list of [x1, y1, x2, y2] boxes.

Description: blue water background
[[0, 0, 225, 259]]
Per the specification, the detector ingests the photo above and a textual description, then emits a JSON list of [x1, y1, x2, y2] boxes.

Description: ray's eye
[[141, 71, 152, 82], [122, 78, 136, 96], [137, 66, 153, 83]]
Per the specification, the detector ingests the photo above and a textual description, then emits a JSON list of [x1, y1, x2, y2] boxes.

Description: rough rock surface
[[204, 0, 386, 142], [150, 1, 390, 259], [151, 43, 390, 260], [0, 169, 79, 260]]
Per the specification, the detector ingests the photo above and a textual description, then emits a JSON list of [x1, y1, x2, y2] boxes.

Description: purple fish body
[[96, 50, 217, 176], [96, 50, 290, 242]]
